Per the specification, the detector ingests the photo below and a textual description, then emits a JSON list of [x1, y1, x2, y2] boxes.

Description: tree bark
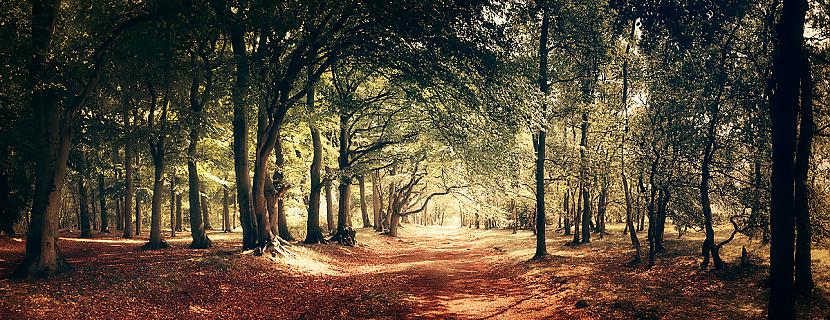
[[767, 0, 806, 317], [98, 173, 109, 233], [304, 66, 326, 244], [274, 132, 294, 241], [372, 171, 383, 232], [187, 107, 211, 249], [123, 99, 134, 239], [78, 173, 93, 238], [325, 167, 335, 233], [201, 192, 211, 230], [533, 4, 550, 260], [229, 23, 257, 250], [170, 176, 175, 237], [223, 187, 232, 233], [134, 190, 141, 236], [579, 112, 590, 244], [175, 192, 182, 232], [563, 190, 571, 235], [794, 51, 814, 296], [146, 153, 167, 249], [359, 176, 371, 228], [331, 109, 355, 245]]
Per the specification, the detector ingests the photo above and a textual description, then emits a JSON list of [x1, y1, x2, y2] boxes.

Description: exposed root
[[304, 230, 328, 244], [253, 241, 296, 259], [328, 227, 357, 246], [141, 239, 171, 250]]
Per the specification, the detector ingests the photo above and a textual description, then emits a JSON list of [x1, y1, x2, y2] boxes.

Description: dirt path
[[0, 225, 827, 319], [349, 226, 545, 319]]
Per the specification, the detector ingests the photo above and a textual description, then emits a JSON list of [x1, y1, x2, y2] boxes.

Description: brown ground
[[0, 224, 828, 319]]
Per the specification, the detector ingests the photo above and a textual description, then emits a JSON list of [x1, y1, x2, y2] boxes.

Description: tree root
[[253, 241, 296, 259], [303, 230, 328, 244], [329, 227, 357, 246], [141, 239, 171, 250]]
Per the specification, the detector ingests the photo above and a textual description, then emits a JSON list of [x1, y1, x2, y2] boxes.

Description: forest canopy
[[0, 0, 829, 319]]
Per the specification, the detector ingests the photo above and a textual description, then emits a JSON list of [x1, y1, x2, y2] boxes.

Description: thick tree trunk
[[123, 103, 134, 239], [359, 176, 371, 228], [201, 193, 211, 230], [78, 174, 93, 238], [304, 68, 326, 244], [647, 155, 659, 267], [187, 126, 212, 249], [794, 52, 814, 296], [15, 0, 76, 277], [768, 0, 806, 317], [533, 5, 550, 260], [98, 173, 109, 233], [230, 25, 257, 250], [274, 134, 294, 241], [266, 173, 279, 237], [145, 153, 168, 249], [331, 110, 355, 245], [389, 209, 401, 237]]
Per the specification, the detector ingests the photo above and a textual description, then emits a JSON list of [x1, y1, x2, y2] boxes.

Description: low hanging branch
[[399, 185, 467, 217]]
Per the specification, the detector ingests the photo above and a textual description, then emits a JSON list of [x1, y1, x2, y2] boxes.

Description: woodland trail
[[0, 225, 828, 319], [346, 226, 558, 319]]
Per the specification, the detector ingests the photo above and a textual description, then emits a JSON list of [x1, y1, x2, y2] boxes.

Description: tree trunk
[[170, 176, 176, 237], [175, 192, 182, 232], [623, 174, 641, 263], [579, 111, 590, 244], [230, 24, 257, 250], [533, 5, 550, 260], [389, 209, 401, 237], [123, 101, 134, 239], [794, 51, 814, 296], [78, 174, 93, 238], [274, 132, 294, 241], [359, 176, 371, 228], [700, 98, 723, 270], [598, 178, 608, 239], [201, 193, 211, 230], [202, 187, 213, 230], [135, 191, 141, 236], [98, 173, 109, 233], [331, 109, 355, 245], [768, 0, 806, 317], [563, 190, 571, 235], [187, 125, 212, 249], [145, 152, 168, 249], [372, 172, 382, 231], [646, 155, 659, 267], [325, 167, 335, 233], [223, 187, 232, 232], [512, 199, 518, 234], [656, 187, 668, 252], [304, 66, 326, 244]]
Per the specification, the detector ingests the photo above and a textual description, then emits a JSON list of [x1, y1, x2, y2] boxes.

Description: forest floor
[[0, 224, 828, 319]]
